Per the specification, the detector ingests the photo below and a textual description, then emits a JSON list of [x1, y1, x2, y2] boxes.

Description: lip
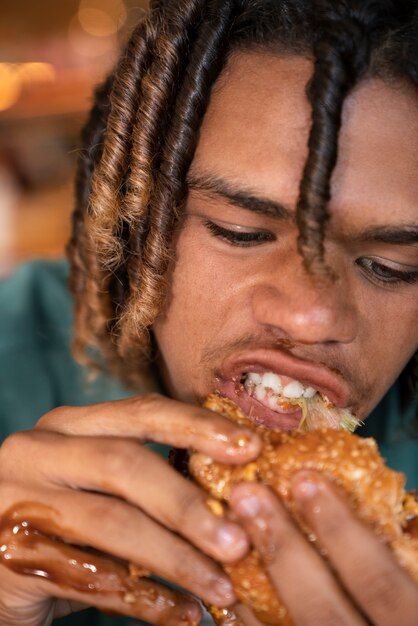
[[220, 379, 303, 431], [217, 348, 351, 409]]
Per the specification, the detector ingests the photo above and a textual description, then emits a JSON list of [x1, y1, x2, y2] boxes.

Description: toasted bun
[[189, 394, 418, 626]]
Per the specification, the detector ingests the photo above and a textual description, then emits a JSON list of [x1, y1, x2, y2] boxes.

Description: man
[[0, 0, 417, 625]]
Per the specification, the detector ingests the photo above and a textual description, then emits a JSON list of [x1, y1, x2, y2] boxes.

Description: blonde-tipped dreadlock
[[68, 0, 418, 391]]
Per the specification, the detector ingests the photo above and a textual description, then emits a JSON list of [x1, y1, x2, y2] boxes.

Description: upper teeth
[[245, 372, 317, 400]]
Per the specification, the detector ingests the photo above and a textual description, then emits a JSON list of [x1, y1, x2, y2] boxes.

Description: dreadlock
[[68, 0, 418, 395]]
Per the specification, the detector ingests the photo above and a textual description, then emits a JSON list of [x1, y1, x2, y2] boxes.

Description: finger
[[0, 541, 201, 626], [35, 394, 261, 463], [230, 482, 366, 626], [234, 603, 263, 625], [52, 600, 90, 619], [292, 472, 418, 626], [6, 430, 250, 563], [208, 603, 252, 626], [0, 494, 236, 609], [0, 564, 59, 626], [205, 604, 246, 626]]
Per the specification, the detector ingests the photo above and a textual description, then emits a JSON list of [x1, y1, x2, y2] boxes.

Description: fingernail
[[213, 576, 235, 603], [226, 431, 260, 455], [234, 494, 260, 518], [180, 602, 202, 626], [216, 523, 244, 550], [174, 613, 199, 625], [170, 599, 202, 626], [171, 604, 202, 626], [293, 478, 319, 501], [233, 432, 253, 448]]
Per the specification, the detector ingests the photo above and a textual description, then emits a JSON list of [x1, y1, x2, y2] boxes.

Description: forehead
[[192, 52, 418, 223]]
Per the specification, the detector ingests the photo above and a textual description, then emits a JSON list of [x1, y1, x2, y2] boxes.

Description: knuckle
[[0, 431, 32, 466], [35, 405, 70, 430], [96, 439, 142, 479], [90, 497, 132, 528], [130, 393, 165, 414], [0, 577, 39, 620], [0, 482, 25, 506], [0, 596, 24, 615], [82, 495, 141, 542]]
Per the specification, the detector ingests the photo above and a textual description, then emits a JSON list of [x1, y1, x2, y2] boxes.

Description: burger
[[187, 394, 418, 626]]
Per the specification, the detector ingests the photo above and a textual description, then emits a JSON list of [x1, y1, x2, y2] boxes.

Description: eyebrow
[[187, 171, 418, 246], [187, 171, 293, 220], [360, 225, 418, 246]]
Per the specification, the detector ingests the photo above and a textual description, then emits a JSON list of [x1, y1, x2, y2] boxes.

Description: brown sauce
[[0, 502, 154, 606], [0, 502, 200, 624]]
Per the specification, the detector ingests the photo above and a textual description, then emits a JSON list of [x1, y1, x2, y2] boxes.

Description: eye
[[204, 220, 275, 247], [356, 258, 418, 286]]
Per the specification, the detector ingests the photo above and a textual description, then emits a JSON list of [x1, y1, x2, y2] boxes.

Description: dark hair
[[68, 0, 418, 412]]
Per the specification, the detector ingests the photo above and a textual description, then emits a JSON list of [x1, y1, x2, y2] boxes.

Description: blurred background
[[0, 0, 148, 275]]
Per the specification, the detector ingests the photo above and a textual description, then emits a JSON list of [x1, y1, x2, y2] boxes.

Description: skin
[[155, 53, 418, 420], [0, 52, 417, 626]]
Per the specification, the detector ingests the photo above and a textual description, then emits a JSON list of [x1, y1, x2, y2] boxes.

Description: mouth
[[216, 350, 360, 432]]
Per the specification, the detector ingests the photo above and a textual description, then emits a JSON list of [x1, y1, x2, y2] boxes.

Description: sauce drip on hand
[[0, 502, 180, 619]]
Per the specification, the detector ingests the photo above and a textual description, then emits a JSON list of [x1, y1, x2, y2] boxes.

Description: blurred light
[[67, 0, 126, 60], [77, 0, 127, 37], [17, 63, 56, 83], [0, 160, 18, 276], [68, 16, 117, 59], [78, 8, 118, 37], [79, 0, 127, 24], [0, 63, 56, 113], [0, 64, 21, 112]]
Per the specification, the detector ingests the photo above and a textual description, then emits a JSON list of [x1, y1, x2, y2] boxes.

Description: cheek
[[168, 228, 252, 327], [171, 240, 228, 328], [153, 229, 242, 392], [357, 297, 418, 404]]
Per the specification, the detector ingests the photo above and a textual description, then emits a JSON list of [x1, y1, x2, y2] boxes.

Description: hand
[[0, 394, 261, 626], [229, 473, 418, 626]]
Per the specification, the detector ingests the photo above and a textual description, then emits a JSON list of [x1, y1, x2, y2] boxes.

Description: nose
[[251, 262, 357, 345]]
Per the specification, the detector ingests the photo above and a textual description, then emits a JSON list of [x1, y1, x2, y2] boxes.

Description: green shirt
[[1, 260, 417, 625]]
